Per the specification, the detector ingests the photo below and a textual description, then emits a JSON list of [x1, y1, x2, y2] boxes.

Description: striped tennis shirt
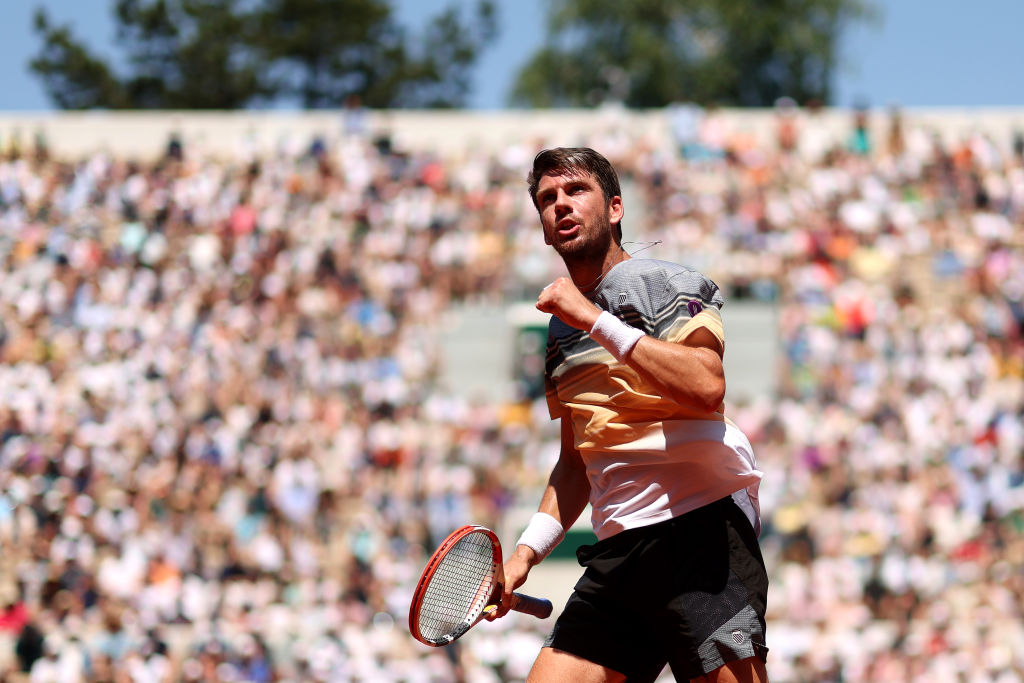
[[544, 258, 762, 540]]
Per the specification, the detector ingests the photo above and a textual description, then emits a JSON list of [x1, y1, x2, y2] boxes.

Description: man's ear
[[608, 196, 624, 225]]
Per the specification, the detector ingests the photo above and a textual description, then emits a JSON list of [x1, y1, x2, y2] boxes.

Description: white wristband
[[516, 512, 565, 562], [590, 311, 644, 361]]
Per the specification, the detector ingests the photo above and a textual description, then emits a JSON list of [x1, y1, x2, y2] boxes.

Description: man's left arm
[[537, 276, 725, 415], [626, 325, 724, 414]]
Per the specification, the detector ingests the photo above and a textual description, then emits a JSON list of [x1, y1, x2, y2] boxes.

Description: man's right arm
[[490, 418, 590, 618]]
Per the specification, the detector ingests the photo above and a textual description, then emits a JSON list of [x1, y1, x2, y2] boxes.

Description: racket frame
[[409, 524, 502, 646]]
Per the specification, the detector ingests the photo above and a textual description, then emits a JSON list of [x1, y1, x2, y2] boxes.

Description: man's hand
[[537, 277, 600, 331], [486, 545, 537, 620]]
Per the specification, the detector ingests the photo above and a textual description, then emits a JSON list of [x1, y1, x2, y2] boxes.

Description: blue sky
[[2, 0, 1022, 111]]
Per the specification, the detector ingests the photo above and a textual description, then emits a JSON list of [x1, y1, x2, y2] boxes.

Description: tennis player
[[490, 147, 769, 683]]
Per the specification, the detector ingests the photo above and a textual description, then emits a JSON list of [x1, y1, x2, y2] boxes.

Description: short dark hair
[[527, 147, 623, 242]]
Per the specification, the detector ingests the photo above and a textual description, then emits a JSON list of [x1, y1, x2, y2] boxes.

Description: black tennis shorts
[[543, 497, 769, 682]]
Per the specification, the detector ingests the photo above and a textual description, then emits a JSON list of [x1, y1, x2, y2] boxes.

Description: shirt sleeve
[[675, 307, 725, 347], [545, 373, 570, 420], [544, 323, 571, 420], [662, 270, 726, 347]]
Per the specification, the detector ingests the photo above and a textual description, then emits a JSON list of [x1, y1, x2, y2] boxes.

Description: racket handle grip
[[509, 592, 553, 619]]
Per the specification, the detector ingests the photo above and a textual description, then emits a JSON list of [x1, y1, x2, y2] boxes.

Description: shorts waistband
[[578, 497, 735, 564]]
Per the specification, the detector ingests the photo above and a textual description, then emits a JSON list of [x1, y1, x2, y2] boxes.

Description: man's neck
[[567, 244, 630, 294]]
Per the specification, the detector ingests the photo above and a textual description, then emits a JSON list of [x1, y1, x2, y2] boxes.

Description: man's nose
[[554, 190, 571, 215]]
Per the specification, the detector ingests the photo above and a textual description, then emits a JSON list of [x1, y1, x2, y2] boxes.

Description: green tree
[[30, 0, 496, 110], [511, 0, 874, 108], [32, 0, 271, 109], [256, 0, 496, 108], [30, 11, 130, 110]]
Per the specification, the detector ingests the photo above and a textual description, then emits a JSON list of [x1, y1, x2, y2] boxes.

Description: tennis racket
[[409, 524, 553, 647]]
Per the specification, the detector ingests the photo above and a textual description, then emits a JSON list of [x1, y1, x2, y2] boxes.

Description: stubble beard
[[552, 210, 614, 268]]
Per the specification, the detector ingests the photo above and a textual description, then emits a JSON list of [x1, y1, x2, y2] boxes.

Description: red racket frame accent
[[409, 524, 553, 647], [408, 525, 499, 646]]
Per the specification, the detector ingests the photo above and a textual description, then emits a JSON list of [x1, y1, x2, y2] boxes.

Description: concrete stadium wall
[[1, 106, 1022, 161], [0, 109, 672, 160]]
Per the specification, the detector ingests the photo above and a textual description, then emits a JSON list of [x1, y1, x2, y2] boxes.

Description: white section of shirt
[[584, 419, 762, 540]]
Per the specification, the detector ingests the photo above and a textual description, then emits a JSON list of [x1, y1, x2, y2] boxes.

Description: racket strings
[[416, 532, 497, 642]]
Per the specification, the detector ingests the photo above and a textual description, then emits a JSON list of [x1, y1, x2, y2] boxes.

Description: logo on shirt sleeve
[[687, 300, 703, 317]]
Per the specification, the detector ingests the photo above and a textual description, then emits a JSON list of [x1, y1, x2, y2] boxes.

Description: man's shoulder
[[596, 258, 724, 329], [607, 257, 709, 284], [603, 258, 717, 301]]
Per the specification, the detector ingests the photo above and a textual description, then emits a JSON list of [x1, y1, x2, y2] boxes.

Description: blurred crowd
[[649, 104, 1024, 682], [0, 104, 1021, 682]]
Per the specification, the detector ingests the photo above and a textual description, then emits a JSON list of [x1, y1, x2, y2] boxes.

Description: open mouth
[[556, 219, 579, 237]]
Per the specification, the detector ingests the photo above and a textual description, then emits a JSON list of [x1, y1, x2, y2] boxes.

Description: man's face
[[535, 171, 622, 263]]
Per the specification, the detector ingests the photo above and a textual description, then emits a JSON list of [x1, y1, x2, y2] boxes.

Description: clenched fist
[[537, 277, 601, 331]]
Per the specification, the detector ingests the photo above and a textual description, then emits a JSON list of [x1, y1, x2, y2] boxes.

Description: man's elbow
[[701, 379, 726, 413], [693, 351, 726, 412]]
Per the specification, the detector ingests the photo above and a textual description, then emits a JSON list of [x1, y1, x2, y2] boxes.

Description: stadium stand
[[0, 105, 1022, 681]]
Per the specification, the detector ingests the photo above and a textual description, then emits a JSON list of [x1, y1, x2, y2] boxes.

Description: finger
[[485, 596, 511, 620]]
